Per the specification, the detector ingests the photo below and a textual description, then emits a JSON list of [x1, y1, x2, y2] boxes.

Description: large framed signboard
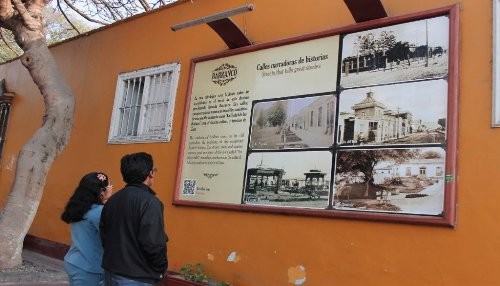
[[174, 5, 459, 226]]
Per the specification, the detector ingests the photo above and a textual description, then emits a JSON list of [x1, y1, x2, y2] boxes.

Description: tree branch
[[0, 28, 20, 56], [56, 0, 80, 34], [61, 0, 109, 25], [97, 0, 123, 20], [0, 0, 14, 22], [138, 0, 151, 11], [11, 0, 41, 31]]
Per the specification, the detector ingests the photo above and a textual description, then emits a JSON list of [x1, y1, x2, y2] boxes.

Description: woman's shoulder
[[84, 204, 104, 220]]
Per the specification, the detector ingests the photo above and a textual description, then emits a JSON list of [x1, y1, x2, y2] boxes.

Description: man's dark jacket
[[100, 183, 168, 284]]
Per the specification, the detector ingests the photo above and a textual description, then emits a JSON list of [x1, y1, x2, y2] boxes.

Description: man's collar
[[127, 183, 156, 195]]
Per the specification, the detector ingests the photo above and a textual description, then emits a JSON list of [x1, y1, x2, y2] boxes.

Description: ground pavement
[[0, 250, 68, 286]]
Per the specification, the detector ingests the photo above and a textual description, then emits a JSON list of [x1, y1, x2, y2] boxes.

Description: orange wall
[[0, 0, 497, 285]]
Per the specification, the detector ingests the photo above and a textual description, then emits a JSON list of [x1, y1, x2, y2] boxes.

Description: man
[[100, 152, 168, 285]]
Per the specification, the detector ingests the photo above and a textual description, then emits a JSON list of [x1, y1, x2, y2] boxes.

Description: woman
[[61, 172, 113, 286]]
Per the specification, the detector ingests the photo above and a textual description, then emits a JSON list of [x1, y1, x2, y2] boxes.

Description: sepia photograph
[[337, 80, 447, 146], [334, 147, 446, 215], [243, 151, 332, 209], [249, 94, 336, 150], [340, 16, 449, 88]]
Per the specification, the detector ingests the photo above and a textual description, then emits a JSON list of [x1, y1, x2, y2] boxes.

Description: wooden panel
[[207, 17, 252, 49], [160, 272, 204, 286], [344, 0, 387, 22]]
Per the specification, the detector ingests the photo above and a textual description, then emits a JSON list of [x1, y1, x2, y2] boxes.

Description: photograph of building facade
[[286, 95, 335, 147], [250, 94, 335, 149], [337, 80, 447, 145], [334, 147, 445, 215], [372, 156, 445, 184], [338, 91, 412, 144]]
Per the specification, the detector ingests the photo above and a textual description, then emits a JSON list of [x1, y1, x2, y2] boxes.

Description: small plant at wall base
[[179, 263, 232, 286]]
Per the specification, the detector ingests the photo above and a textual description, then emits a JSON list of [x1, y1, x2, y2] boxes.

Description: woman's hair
[[61, 172, 109, 224]]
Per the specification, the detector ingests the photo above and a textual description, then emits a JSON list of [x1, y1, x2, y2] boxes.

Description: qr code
[[182, 179, 197, 195]]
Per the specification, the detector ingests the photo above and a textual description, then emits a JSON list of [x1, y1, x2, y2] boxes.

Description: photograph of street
[[334, 147, 446, 215], [243, 151, 332, 209], [337, 80, 447, 146], [249, 94, 335, 149], [340, 16, 449, 88]]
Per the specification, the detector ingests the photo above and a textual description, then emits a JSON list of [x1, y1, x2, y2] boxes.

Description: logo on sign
[[212, 63, 238, 86]]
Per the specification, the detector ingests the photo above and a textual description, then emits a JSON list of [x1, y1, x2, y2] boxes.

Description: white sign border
[[493, 0, 500, 126]]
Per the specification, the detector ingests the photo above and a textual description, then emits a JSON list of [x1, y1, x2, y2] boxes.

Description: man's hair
[[120, 152, 154, 184]]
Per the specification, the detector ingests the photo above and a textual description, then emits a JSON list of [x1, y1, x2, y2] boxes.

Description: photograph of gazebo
[[340, 16, 449, 88], [249, 94, 335, 150], [243, 151, 332, 209], [334, 147, 446, 215], [337, 80, 447, 146]]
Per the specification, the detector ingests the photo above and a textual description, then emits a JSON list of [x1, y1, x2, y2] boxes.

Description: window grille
[[318, 106, 322, 127], [419, 167, 427, 175], [109, 63, 180, 143]]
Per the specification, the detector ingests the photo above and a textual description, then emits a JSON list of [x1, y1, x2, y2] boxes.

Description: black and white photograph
[[249, 94, 335, 150], [243, 151, 332, 209], [340, 16, 449, 88], [337, 80, 447, 146], [334, 147, 446, 215]]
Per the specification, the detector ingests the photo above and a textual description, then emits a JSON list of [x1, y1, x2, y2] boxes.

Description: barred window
[[108, 63, 180, 143]]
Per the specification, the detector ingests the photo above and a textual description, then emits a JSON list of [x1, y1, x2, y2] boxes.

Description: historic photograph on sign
[[334, 147, 446, 215], [243, 151, 332, 209], [249, 94, 336, 150], [340, 16, 449, 88], [337, 80, 447, 146]]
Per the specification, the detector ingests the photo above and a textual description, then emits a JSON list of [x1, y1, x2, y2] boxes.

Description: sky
[[253, 95, 331, 118]]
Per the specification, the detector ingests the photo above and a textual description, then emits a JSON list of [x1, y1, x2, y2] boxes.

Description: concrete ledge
[[23, 235, 69, 261]]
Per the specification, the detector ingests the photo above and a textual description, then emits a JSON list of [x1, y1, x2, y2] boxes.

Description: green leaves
[[179, 263, 232, 286]]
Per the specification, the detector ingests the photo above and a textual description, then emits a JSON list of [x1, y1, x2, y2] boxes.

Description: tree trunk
[[0, 39, 75, 269], [363, 173, 374, 198]]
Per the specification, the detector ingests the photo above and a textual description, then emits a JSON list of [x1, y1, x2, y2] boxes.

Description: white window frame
[[108, 62, 180, 143], [493, 0, 500, 126]]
